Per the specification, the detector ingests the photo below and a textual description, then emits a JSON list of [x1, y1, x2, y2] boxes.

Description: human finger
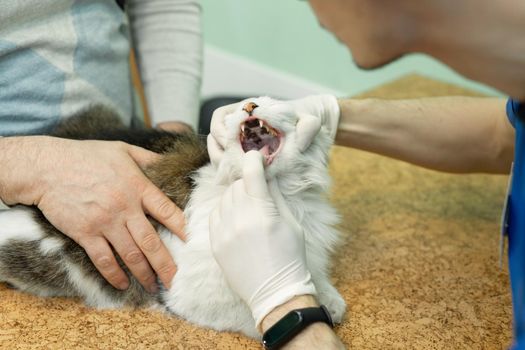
[[78, 236, 130, 290], [127, 144, 162, 169], [219, 180, 236, 220], [209, 206, 221, 239], [142, 184, 186, 241], [105, 226, 157, 293], [207, 134, 225, 168], [210, 103, 239, 148], [295, 112, 322, 152], [209, 206, 225, 261], [156, 121, 194, 134], [242, 150, 270, 198], [268, 180, 303, 234], [127, 215, 177, 289]]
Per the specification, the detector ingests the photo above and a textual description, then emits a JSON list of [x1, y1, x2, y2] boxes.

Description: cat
[[0, 97, 346, 338]]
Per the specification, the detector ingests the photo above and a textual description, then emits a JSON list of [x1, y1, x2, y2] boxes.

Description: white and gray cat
[[0, 97, 346, 338]]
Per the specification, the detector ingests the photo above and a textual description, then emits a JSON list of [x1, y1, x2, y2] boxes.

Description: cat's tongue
[[240, 118, 283, 164], [259, 144, 270, 157]]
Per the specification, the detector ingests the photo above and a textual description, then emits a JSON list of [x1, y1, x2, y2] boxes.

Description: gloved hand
[[207, 95, 340, 166], [209, 151, 317, 328]]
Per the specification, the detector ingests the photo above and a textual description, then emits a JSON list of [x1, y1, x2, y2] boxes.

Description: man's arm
[[336, 97, 514, 174], [208, 96, 513, 174], [127, 0, 202, 131], [0, 136, 183, 291], [261, 295, 345, 350]]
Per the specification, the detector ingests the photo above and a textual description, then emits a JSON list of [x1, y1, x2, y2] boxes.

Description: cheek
[[309, 0, 359, 48]]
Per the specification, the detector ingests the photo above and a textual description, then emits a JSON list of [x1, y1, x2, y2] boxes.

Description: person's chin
[[353, 53, 406, 70]]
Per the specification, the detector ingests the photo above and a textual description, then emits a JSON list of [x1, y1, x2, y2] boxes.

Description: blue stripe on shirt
[[71, 0, 133, 118], [0, 40, 64, 136]]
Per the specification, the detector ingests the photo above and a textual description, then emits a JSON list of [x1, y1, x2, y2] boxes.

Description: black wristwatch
[[261, 305, 334, 350]]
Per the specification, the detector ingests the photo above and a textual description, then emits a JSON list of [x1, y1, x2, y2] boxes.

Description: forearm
[[261, 295, 345, 350], [127, 0, 202, 128], [335, 97, 513, 174]]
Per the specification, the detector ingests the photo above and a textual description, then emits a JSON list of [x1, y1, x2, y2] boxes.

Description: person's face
[[308, 0, 413, 69]]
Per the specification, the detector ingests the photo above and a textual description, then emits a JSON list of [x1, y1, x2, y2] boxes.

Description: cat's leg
[[314, 278, 347, 324]]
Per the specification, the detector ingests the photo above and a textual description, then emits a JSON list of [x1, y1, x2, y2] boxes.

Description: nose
[[242, 102, 259, 116]]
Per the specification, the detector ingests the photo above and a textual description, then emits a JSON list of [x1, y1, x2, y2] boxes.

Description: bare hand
[[0, 136, 184, 292]]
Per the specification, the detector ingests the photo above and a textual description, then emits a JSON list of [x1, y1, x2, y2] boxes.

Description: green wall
[[200, 0, 502, 97]]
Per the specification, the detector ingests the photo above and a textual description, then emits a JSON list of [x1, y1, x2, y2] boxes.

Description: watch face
[[262, 311, 303, 347]]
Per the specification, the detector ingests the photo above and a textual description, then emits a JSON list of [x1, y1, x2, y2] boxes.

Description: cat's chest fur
[[159, 161, 342, 338]]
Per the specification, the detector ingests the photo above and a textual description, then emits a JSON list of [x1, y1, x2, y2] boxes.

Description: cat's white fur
[[0, 97, 346, 338], [160, 97, 345, 338], [0, 209, 44, 246]]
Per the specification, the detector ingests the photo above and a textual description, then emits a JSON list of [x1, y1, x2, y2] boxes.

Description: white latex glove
[[209, 151, 317, 328], [207, 95, 340, 166]]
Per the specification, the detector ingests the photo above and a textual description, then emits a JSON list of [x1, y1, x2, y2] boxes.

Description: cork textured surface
[[0, 74, 513, 349]]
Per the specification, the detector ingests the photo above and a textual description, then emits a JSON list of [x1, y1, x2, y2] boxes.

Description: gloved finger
[[207, 134, 225, 168], [208, 206, 223, 255], [242, 150, 270, 198], [295, 112, 322, 152], [210, 103, 239, 148], [219, 180, 236, 220], [268, 180, 303, 234]]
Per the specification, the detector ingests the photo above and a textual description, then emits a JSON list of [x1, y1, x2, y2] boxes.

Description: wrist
[[0, 136, 54, 205], [319, 94, 341, 141], [260, 295, 344, 350], [334, 98, 369, 147], [260, 295, 318, 333], [251, 269, 318, 329], [335, 98, 399, 150]]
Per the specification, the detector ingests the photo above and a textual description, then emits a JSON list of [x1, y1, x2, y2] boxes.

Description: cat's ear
[[295, 112, 322, 152]]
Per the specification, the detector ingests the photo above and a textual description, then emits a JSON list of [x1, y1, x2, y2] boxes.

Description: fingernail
[[118, 281, 129, 290]]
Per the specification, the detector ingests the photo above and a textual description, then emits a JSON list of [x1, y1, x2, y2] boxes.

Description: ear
[[295, 112, 322, 152]]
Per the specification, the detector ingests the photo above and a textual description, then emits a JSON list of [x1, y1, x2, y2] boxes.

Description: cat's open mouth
[[240, 117, 283, 164]]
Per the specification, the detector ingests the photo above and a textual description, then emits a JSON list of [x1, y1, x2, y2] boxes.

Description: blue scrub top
[[506, 98, 525, 349]]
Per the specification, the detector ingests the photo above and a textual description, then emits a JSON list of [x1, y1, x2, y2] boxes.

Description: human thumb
[[242, 151, 270, 198], [127, 145, 162, 169], [295, 112, 322, 152]]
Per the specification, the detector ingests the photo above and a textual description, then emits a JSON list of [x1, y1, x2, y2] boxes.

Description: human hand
[[207, 95, 340, 166], [289, 94, 340, 151], [0, 136, 184, 292], [209, 150, 317, 327], [156, 121, 194, 134]]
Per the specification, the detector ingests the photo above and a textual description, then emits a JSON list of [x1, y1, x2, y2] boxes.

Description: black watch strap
[[262, 305, 333, 350], [300, 305, 334, 327]]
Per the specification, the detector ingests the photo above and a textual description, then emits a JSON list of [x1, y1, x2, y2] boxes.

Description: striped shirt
[[0, 0, 202, 136]]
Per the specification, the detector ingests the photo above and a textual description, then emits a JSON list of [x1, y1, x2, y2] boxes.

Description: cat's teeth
[[241, 124, 245, 133], [259, 120, 264, 128]]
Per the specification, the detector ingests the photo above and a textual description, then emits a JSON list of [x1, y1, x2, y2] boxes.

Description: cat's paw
[[317, 287, 346, 323]]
